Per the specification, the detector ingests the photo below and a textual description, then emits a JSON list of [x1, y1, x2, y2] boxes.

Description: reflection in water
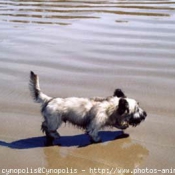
[[44, 137, 149, 175], [0, 0, 173, 25]]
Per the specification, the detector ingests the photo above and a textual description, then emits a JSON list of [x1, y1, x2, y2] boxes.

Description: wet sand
[[0, 0, 175, 174]]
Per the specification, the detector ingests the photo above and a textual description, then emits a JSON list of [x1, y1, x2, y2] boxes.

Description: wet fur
[[29, 71, 147, 145]]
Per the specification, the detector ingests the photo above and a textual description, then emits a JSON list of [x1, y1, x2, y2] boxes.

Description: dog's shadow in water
[[0, 131, 129, 149]]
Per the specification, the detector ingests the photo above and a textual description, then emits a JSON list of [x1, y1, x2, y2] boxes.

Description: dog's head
[[118, 98, 147, 127], [114, 89, 147, 129]]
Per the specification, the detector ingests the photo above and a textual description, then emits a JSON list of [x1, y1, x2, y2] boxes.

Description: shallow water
[[0, 0, 175, 174]]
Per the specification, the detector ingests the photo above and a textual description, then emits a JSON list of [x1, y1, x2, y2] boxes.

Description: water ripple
[[0, 0, 174, 25], [0, 0, 175, 115]]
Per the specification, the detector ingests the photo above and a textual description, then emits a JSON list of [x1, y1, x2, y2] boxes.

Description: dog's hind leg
[[42, 115, 62, 146], [41, 121, 56, 146]]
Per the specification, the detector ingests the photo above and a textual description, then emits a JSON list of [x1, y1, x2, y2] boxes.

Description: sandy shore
[[0, 65, 175, 175]]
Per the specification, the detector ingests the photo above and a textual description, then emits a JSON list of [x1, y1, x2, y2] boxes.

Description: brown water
[[0, 0, 175, 175]]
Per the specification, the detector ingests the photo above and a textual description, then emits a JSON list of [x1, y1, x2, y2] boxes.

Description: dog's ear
[[118, 98, 129, 115], [114, 89, 127, 98]]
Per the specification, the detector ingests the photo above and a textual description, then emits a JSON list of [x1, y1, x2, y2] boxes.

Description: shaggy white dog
[[29, 71, 147, 145]]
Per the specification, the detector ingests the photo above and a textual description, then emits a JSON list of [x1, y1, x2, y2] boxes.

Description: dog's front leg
[[89, 129, 101, 143], [86, 115, 105, 143], [87, 125, 102, 143]]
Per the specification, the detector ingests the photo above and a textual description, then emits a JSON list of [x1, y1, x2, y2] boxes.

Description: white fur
[[29, 71, 146, 143]]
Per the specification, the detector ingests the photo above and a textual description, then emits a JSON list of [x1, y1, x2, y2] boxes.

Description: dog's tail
[[29, 71, 52, 104]]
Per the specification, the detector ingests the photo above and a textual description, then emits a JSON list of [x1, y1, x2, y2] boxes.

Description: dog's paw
[[45, 137, 54, 146], [89, 137, 102, 144]]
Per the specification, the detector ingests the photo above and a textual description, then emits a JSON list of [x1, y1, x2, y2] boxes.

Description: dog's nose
[[143, 111, 147, 117]]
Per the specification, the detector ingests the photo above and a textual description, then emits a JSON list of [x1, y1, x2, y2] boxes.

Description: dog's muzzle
[[114, 109, 147, 129], [128, 110, 147, 127]]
